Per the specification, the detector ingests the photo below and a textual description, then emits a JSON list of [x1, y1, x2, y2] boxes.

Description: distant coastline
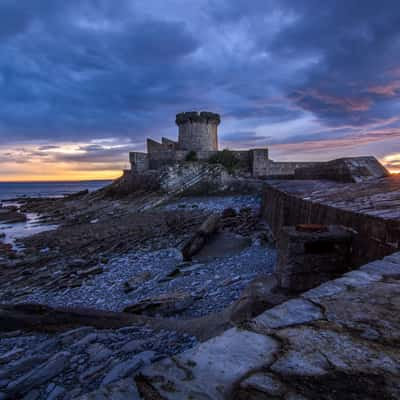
[[0, 180, 112, 201]]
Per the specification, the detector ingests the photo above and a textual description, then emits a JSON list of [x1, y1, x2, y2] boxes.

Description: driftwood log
[[181, 214, 220, 261]]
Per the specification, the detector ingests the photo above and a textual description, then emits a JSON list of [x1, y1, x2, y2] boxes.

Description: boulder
[[182, 214, 220, 261]]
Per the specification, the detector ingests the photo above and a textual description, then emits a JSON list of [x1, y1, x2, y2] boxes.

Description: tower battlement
[[175, 111, 221, 125]]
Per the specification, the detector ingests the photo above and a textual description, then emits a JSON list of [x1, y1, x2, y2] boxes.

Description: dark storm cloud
[[1, 0, 400, 151], [0, 0, 200, 143]]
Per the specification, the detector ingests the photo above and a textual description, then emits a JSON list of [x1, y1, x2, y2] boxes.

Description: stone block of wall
[[129, 152, 149, 173], [250, 149, 269, 177], [277, 225, 353, 292]]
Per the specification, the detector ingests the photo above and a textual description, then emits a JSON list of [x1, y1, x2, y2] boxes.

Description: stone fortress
[[129, 111, 389, 182], [130, 112, 223, 173]]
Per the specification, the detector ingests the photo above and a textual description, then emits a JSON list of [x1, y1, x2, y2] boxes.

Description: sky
[[1, 0, 400, 181]]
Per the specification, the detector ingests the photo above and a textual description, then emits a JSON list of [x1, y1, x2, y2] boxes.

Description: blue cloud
[[0, 0, 400, 155]]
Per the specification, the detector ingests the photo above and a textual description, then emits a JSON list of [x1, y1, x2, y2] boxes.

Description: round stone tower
[[176, 111, 220, 152]]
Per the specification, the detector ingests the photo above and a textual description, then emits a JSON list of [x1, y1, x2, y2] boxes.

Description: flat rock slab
[[141, 328, 279, 399], [138, 251, 400, 399], [6, 351, 70, 397], [253, 298, 323, 330]]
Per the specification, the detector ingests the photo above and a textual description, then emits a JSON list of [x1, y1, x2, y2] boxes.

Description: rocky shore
[[0, 190, 276, 399]]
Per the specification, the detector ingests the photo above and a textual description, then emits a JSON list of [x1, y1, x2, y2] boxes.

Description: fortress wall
[[147, 139, 165, 153], [262, 183, 400, 266], [148, 150, 220, 169], [264, 161, 321, 177], [129, 152, 149, 173], [148, 150, 187, 169], [161, 137, 178, 150], [250, 149, 269, 177]]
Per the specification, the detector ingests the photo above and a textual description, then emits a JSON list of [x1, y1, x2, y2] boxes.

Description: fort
[[128, 111, 390, 182]]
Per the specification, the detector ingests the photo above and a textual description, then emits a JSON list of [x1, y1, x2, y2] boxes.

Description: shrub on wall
[[208, 149, 239, 173], [185, 150, 198, 162]]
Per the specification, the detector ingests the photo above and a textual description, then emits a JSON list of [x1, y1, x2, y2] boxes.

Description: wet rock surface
[[0, 205, 27, 223]]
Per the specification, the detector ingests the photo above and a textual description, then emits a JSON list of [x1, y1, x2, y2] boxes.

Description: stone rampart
[[148, 150, 219, 169]]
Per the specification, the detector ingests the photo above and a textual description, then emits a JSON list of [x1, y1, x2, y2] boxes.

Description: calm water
[[0, 180, 112, 201], [0, 180, 112, 251]]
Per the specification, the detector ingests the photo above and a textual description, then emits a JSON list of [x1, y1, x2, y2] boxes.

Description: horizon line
[[0, 178, 115, 184]]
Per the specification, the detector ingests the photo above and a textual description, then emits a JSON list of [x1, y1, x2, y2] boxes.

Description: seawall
[[261, 178, 400, 267]]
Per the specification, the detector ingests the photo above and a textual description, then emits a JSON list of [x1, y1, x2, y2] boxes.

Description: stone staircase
[[137, 164, 224, 212]]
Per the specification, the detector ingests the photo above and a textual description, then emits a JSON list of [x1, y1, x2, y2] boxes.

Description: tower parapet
[[176, 111, 220, 152]]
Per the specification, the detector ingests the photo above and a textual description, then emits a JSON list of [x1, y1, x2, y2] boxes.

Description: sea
[[0, 180, 113, 250], [0, 180, 112, 201]]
